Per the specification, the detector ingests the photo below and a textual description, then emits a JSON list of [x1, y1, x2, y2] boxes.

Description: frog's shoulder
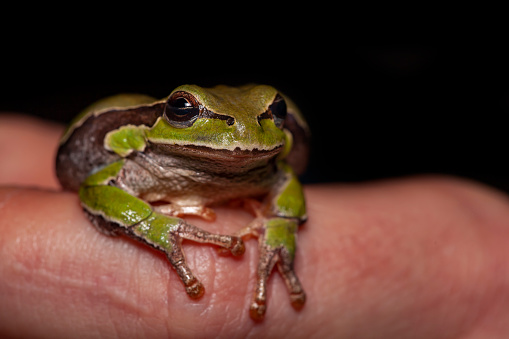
[[56, 94, 165, 192]]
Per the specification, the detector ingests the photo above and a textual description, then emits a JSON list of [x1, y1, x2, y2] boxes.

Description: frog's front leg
[[79, 160, 245, 298], [241, 164, 307, 320]]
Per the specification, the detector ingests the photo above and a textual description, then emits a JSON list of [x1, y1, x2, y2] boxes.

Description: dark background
[[2, 44, 508, 192]]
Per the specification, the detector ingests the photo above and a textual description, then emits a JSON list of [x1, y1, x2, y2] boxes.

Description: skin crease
[[2, 115, 509, 338]]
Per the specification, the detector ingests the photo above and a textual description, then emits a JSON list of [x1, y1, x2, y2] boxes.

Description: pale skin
[[2, 114, 509, 338]]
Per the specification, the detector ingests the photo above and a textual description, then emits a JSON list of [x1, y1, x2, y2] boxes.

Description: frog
[[55, 84, 310, 320]]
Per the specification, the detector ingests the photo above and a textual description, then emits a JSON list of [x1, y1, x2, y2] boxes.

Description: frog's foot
[[247, 217, 305, 321], [154, 204, 216, 221], [130, 212, 245, 298], [165, 236, 205, 299], [171, 221, 245, 297]]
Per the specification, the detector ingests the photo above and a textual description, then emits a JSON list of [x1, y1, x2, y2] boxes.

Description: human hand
[[1, 114, 509, 338]]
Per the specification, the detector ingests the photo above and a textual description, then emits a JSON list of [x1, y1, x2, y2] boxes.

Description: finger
[[2, 168, 509, 335], [0, 187, 309, 337], [302, 177, 509, 338], [0, 114, 63, 189]]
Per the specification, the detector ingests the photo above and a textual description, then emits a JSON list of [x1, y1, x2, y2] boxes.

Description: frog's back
[[56, 94, 164, 191]]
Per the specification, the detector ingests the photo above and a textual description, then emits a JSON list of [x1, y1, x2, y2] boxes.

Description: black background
[[2, 43, 509, 192]]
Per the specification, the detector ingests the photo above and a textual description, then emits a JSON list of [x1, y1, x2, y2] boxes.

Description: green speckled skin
[[55, 84, 310, 320], [80, 185, 153, 226]]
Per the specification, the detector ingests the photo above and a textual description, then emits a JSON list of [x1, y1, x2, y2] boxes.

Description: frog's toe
[[249, 300, 266, 321], [185, 279, 205, 299], [229, 237, 245, 256], [290, 291, 306, 309]]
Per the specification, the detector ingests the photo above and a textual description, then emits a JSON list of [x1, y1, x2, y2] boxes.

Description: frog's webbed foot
[[165, 233, 205, 298], [243, 217, 306, 321], [130, 214, 245, 298]]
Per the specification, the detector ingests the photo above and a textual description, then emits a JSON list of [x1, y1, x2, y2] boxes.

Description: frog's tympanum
[[56, 84, 310, 320]]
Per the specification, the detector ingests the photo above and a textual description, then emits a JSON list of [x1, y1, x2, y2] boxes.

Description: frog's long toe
[[277, 259, 306, 309], [167, 251, 206, 299]]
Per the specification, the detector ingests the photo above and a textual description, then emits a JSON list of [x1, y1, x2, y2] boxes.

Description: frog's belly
[[116, 157, 275, 207], [143, 175, 270, 207]]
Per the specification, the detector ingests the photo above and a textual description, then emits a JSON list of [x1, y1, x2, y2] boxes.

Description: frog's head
[[147, 84, 293, 161]]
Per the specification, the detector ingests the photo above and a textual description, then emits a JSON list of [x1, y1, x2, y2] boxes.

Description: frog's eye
[[164, 92, 200, 128], [269, 94, 287, 128]]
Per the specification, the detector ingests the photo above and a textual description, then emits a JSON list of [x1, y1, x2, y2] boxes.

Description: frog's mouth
[[150, 142, 284, 164], [171, 143, 284, 161]]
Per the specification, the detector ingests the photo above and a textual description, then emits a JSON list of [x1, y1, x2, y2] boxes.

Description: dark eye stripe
[[201, 108, 235, 126]]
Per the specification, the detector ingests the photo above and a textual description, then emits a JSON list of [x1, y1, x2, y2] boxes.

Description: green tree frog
[[56, 84, 310, 320]]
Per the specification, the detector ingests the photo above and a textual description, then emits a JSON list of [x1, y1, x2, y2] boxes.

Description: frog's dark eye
[[164, 92, 200, 128], [269, 94, 287, 128]]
